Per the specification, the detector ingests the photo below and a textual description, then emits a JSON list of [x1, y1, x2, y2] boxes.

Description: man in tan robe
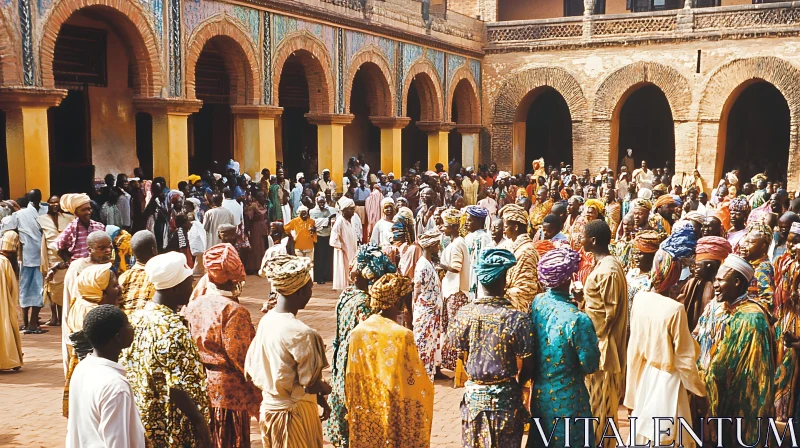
[[0, 231, 22, 371], [580, 219, 628, 447], [39, 195, 72, 326], [498, 204, 541, 312]]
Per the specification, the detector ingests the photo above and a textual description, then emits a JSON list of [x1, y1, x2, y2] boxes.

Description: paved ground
[[0, 274, 627, 447]]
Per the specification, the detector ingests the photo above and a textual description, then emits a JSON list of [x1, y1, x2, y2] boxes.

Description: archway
[[449, 76, 481, 174], [721, 81, 790, 183], [514, 86, 572, 174], [45, 7, 153, 193], [402, 70, 442, 172], [615, 83, 675, 173], [278, 52, 318, 176], [344, 61, 391, 174]]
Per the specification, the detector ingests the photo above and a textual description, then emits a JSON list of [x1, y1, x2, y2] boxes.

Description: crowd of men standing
[[0, 150, 799, 447]]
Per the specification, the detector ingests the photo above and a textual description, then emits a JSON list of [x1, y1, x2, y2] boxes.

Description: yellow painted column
[[306, 114, 353, 193], [417, 122, 454, 171], [232, 106, 282, 178], [135, 99, 201, 189], [371, 116, 410, 177], [0, 89, 65, 198]]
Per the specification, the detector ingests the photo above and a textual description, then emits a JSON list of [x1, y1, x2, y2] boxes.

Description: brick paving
[[0, 274, 628, 447]]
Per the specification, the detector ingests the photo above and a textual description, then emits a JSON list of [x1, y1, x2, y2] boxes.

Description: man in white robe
[[330, 198, 358, 291]]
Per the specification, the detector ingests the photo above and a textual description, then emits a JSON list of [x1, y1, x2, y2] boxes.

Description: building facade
[[1, 0, 799, 197]]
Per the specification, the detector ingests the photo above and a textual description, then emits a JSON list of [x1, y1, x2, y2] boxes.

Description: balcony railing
[[486, 1, 800, 47]]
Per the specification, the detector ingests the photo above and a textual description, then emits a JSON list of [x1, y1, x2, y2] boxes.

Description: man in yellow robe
[[0, 231, 22, 371], [346, 273, 433, 447]]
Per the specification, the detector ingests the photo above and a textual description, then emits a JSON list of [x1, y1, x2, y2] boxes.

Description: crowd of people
[[0, 149, 799, 447]]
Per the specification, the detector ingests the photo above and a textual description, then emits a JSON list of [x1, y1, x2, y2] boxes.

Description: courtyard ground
[[0, 274, 628, 447]]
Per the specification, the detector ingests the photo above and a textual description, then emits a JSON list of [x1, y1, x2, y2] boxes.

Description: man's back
[[66, 355, 145, 448]]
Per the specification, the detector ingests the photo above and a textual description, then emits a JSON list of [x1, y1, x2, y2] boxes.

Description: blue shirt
[[291, 184, 304, 217]]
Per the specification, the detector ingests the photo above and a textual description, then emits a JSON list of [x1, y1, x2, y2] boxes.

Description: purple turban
[[728, 197, 751, 213], [537, 247, 582, 288]]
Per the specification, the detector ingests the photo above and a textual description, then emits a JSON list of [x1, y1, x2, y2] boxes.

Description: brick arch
[[491, 66, 588, 124], [345, 47, 394, 117], [402, 59, 443, 121], [272, 32, 334, 114], [592, 61, 691, 121], [447, 66, 479, 124], [699, 57, 800, 121], [39, 0, 162, 96], [0, 9, 20, 86], [186, 16, 261, 105], [699, 57, 800, 185]]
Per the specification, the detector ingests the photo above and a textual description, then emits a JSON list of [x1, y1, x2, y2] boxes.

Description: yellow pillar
[[0, 88, 65, 198], [371, 116, 410, 176], [232, 105, 282, 178], [417, 121, 454, 171], [135, 99, 202, 189], [306, 114, 353, 193]]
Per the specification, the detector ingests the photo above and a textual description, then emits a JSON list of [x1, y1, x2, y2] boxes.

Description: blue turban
[[659, 221, 697, 259], [354, 243, 396, 283], [465, 205, 489, 219], [474, 248, 517, 286], [671, 194, 683, 208]]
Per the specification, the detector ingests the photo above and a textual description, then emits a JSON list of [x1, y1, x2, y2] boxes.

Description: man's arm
[[169, 388, 211, 447]]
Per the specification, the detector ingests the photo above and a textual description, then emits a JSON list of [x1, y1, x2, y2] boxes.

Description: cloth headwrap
[[743, 221, 773, 246], [145, 251, 193, 290], [186, 197, 201, 209], [213, 173, 222, 181], [354, 243, 396, 282], [218, 223, 237, 233], [114, 230, 132, 272], [584, 199, 605, 215], [0, 230, 19, 252], [187, 174, 201, 184], [106, 225, 121, 241], [499, 204, 528, 225], [751, 173, 767, 184], [339, 197, 355, 209], [465, 205, 489, 219], [537, 247, 581, 288], [533, 240, 556, 256], [631, 198, 653, 211], [60, 193, 91, 215], [297, 205, 309, 214], [728, 197, 751, 213], [683, 212, 705, 228], [791, 222, 800, 235], [380, 197, 394, 207], [672, 195, 683, 208], [322, 169, 330, 174], [653, 194, 676, 210], [496, 171, 511, 181], [369, 273, 413, 310], [570, 195, 585, 205], [474, 248, 517, 286], [296, 172, 305, 182], [261, 254, 312, 296], [652, 184, 668, 193], [726, 172, 739, 186], [634, 230, 662, 254], [638, 189, 653, 201], [442, 208, 462, 225], [721, 254, 755, 282], [695, 236, 732, 262], [660, 221, 698, 259], [204, 243, 246, 284], [76, 263, 113, 304], [650, 249, 681, 294], [418, 230, 443, 249]]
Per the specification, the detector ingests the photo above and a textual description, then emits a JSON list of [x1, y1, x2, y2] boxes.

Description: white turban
[[339, 197, 355, 209], [145, 252, 193, 290], [638, 188, 653, 200], [381, 197, 394, 207], [297, 205, 309, 214], [721, 254, 755, 282], [213, 173, 222, 181], [296, 172, 305, 182]]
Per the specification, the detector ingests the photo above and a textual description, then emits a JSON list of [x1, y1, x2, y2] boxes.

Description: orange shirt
[[285, 217, 317, 251]]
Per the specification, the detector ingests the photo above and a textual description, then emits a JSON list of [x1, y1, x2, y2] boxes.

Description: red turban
[[204, 243, 246, 284], [533, 240, 556, 256], [695, 236, 732, 262]]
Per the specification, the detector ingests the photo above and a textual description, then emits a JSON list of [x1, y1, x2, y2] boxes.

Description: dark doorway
[[48, 89, 93, 194], [135, 112, 153, 179], [190, 41, 233, 174], [618, 84, 675, 171], [344, 68, 381, 172], [402, 80, 429, 172], [279, 55, 317, 176], [723, 81, 790, 183], [525, 87, 573, 172]]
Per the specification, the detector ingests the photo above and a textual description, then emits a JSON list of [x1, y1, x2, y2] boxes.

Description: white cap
[[145, 252, 193, 290]]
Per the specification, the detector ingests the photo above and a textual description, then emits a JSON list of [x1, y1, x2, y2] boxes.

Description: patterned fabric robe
[[502, 234, 541, 312]]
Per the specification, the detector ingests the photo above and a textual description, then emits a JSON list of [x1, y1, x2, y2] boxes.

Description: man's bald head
[[87, 231, 113, 264], [130, 230, 158, 263]]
